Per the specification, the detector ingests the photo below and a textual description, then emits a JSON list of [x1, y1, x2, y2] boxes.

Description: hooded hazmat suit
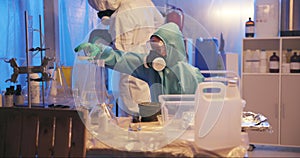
[[88, 0, 164, 116], [75, 22, 205, 102]]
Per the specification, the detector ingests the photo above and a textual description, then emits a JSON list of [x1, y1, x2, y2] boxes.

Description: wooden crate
[[0, 107, 86, 157]]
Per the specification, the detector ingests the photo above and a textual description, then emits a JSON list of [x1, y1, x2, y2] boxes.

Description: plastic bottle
[[290, 52, 300, 73], [245, 17, 255, 37], [282, 52, 287, 64], [286, 49, 292, 63], [269, 52, 279, 73], [14, 84, 24, 106], [4, 87, 14, 107], [259, 49, 267, 73], [244, 49, 252, 73], [30, 73, 41, 104], [252, 49, 260, 73]]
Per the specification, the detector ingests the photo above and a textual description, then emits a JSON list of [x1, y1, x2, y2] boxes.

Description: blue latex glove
[[74, 42, 105, 59]]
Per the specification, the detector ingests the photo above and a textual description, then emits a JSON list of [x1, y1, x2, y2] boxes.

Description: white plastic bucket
[[194, 82, 243, 150]]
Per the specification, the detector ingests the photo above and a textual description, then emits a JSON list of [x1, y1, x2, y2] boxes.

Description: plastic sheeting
[[0, 0, 43, 89], [58, 0, 102, 67]]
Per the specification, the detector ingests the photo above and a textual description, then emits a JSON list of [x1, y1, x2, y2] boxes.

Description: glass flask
[[46, 62, 71, 105]]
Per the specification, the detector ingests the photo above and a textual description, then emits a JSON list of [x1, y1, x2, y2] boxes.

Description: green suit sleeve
[[96, 45, 146, 76]]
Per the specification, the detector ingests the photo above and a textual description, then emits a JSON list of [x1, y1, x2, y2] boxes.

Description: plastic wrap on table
[[241, 111, 272, 132], [86, 119, 246, 157]]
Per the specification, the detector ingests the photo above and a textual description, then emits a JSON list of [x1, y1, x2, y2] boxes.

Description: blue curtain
[[0, 0, 44, 91], [0, 0, 103, 91], [58, 0, 101, 66]]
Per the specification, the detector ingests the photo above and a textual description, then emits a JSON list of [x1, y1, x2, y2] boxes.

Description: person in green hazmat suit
[[74, 22, 204, 103]]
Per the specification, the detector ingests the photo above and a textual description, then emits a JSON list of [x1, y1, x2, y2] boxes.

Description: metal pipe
[[39, 15, 45, 106], [289, 0, 294, 30], [25, 11, 32, 108]]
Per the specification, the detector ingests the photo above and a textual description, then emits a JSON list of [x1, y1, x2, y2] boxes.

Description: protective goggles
[[146, 40, 165, 52]]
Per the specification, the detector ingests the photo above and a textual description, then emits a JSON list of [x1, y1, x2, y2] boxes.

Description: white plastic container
[[159, 94, 195, 126], [252, 49, 260, 73], [194, 82, 243, 150], [244, 49, 252, 73], [260, 49, 268, 73], [30, 73, 40, 104], [254, 0, 280, 37]]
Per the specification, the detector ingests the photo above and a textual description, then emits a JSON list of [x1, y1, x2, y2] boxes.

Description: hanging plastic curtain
[[0, 0, 44, 90], [58, 0, 100, 67]]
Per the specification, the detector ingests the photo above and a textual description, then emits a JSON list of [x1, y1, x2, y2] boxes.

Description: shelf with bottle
[[281, 38, 300, 74], [243, 49, 300, 75], [242, 38, 279, 74], [243, 49, 280, 74], [242, 37, 300, 75], [281, 49, 300, 74]]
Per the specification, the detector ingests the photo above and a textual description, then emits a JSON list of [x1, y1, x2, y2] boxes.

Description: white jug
[[194, 81, 242, 150]]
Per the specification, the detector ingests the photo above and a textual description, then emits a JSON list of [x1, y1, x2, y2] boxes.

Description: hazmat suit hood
[[152, 22, 187, 68], [88, 0, 121, 11]]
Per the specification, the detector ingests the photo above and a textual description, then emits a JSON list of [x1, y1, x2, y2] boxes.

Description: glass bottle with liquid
[[290, 52, 300, 73], [269, 52, 279, 73], [245, 17, 255, 37]]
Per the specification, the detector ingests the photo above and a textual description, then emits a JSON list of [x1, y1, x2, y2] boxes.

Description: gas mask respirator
[[145, 50, 166, 72], [144, 37, 167, 71]]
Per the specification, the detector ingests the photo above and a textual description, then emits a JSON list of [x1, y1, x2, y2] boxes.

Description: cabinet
[[280, 75, 300, 146], [241, 37, 300, 147]]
